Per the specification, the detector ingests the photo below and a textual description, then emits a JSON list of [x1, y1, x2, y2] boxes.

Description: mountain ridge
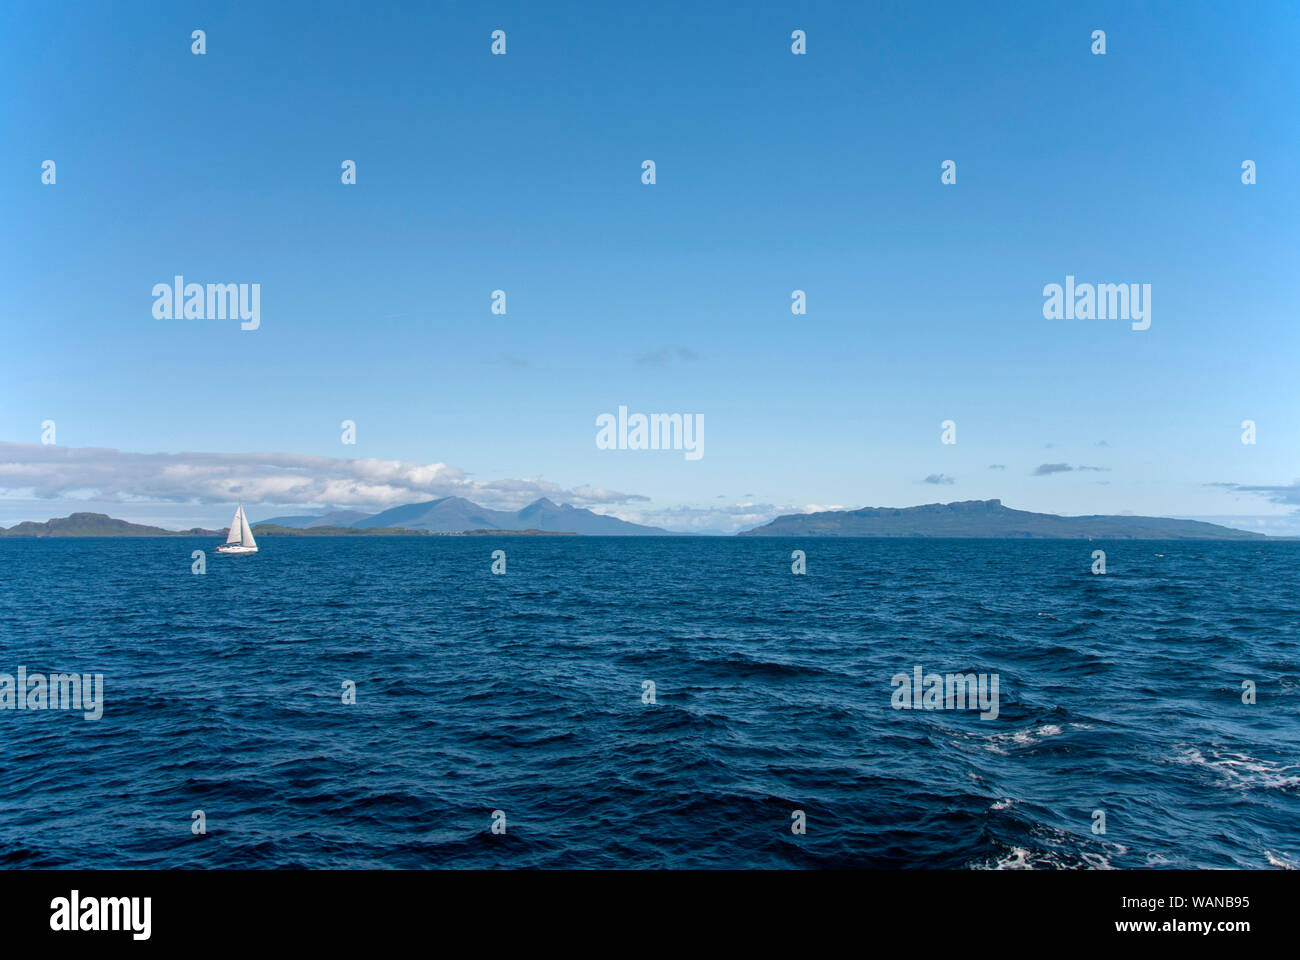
[[1, 499, 1274, 539], [0, 499, 668, 537], [737, 499, 1268, 539], [274, 496, 672, 536], [0, 513, 222, 538]]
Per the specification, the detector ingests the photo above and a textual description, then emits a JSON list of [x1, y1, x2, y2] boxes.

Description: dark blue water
[[1, 537, 1297, 869]]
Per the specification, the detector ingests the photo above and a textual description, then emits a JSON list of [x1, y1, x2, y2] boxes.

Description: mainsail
[[225, 505, 244, 545], [239, 506, 257, 549]]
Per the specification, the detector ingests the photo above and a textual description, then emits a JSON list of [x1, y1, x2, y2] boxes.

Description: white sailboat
[[216, 504, 258, 555]]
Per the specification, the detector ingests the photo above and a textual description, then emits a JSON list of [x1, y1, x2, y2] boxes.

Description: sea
[[0, 536, 1297, 869]]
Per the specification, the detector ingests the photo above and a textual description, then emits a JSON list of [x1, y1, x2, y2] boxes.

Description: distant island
[[0, 513, 223, 538], [250, 524, 576, 537], [248, 523, 434, 537], [0, 499, 1272, 540], [0, 514, 581, 538], [738, 499, 1268, 540], [260, 496, 669, 535]]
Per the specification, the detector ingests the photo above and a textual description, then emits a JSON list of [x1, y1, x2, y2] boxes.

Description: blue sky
[[2, 0, 1298, 532]]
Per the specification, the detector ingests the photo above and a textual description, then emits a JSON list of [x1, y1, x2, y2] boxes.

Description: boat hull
[[216, 545, 258, 555]]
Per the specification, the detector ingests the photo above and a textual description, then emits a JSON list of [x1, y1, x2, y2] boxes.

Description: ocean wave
[[3, 536, 1298, 868], [1170, 746, 1300, 792]]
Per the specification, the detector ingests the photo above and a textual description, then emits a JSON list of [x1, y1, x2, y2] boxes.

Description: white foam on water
[[999, 724, 1064, 747], [1173, 746, 1300, 792], [975, 825, 1119, 871], [1079, 851, 1116, 870], [989, 846, 1034, 869]]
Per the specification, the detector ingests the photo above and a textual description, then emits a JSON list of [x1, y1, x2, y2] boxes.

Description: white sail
[[218, 504, 258, 554], [225, 505, 243, 545]]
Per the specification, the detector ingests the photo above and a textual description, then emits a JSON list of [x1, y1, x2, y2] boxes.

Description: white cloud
[[0, 443, 646, 512], [590, 500, 798, 534]]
